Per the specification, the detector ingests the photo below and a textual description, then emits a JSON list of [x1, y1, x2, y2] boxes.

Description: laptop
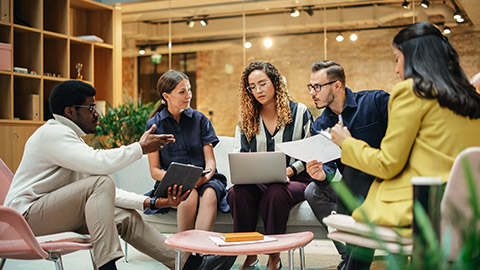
[[153, 162, 203, 198], [228, 152, 287, 185]]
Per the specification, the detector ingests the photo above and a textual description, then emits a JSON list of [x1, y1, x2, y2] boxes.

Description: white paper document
[[276, 133, 341, 163], [208, 236, 277, 247]]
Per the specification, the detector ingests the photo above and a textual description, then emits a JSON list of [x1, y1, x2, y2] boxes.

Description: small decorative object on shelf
[[13, 66, 28, 74], [76, 63, 83, 80]]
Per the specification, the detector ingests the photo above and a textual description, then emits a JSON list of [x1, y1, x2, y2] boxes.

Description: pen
[[338, 114, 343, 127]]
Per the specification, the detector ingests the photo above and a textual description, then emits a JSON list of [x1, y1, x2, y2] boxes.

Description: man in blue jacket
[[304, 61, 389, 269]]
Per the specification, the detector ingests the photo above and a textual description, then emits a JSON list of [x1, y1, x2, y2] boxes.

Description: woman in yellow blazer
[[331, 22, 480, 269]]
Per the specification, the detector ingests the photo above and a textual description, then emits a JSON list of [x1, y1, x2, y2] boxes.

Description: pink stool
[[165, 230, 314, 270]]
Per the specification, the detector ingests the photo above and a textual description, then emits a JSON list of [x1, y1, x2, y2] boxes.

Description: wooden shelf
[[44, 30, 69, 39], [0, 0, 121, 172], [13, 24, 42, 33]]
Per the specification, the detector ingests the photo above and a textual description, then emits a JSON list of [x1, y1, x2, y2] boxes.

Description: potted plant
[[92, 95, 157, 149]]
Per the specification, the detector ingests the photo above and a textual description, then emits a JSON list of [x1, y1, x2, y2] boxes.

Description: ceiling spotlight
[[138, 48, 146, 55], [264, 38, 273, 48], [186, 18, 195, 28], [350, 33, 358, 41], [200, 16, 208, 27], [421, 0, 430, 8], [336, 34, 344, 42], [443, 27, 451, 35], [244, 41, 252, 49], [290, 8, 300, 18], [305, 6, 314, 16], [456, 17, 465, 23], [453, 11, 462, 20], [402, 0, 409, 9]]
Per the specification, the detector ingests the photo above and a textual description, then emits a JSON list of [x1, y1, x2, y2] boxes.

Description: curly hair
[[238, 61, 292, 140]]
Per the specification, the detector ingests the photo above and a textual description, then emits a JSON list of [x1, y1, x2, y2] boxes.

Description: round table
[[165, 229, 314, 270]]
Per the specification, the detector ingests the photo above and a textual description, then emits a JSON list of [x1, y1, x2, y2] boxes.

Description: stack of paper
[[276, 134, 341, 163], [209, 235, 277, 247]]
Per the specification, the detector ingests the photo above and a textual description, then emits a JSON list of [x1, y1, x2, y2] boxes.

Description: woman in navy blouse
[[145, 70, 229, 233], [227, 62, 313, 270]]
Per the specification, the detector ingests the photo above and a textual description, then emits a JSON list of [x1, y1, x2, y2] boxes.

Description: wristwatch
[[150, 196, 158, 210]]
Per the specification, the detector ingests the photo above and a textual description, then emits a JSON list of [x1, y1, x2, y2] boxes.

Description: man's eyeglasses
[[246, 81, 270, 94], [74, 104, 97, 114], [307, 80, 337, 92]]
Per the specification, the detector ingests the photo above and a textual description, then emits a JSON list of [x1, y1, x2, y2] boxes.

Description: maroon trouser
[[227, 181, 308, 234]]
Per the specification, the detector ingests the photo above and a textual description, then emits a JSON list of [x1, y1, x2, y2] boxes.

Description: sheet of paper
[[276, 133, 341, 163], [208, 236, 277, 247]]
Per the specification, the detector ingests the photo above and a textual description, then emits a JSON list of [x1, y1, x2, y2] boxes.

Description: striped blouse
[[233, 100, 313, 175]]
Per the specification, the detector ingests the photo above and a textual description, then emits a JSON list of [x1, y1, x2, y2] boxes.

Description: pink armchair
[[0, 159, 97, 270]]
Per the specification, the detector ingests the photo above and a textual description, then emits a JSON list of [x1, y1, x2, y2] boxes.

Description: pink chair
[[0, 159, 97, 270], [441, 147, 480, 260]]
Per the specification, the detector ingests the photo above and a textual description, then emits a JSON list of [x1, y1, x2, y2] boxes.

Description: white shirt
[[5, 114, 147, 214]]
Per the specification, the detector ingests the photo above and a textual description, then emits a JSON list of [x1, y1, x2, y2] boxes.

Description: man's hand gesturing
[[139, 124, 175, 154]]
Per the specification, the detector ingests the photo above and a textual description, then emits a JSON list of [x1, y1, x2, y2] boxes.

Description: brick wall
[[124, 26, 480, 137], [196, 27, 480, 136]]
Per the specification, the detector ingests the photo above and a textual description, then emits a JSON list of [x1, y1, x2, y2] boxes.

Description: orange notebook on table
[[220, 232, 264, 242]]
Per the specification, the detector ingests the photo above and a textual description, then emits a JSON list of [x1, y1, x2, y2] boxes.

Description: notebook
[[153, 162, 203, 198], [228, 152, 287, 185]]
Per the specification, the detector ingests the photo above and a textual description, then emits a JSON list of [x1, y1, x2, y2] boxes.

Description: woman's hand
[[306, 160, 326, 181], [330, 124, 352, 147], [194, 176, 209, 188]]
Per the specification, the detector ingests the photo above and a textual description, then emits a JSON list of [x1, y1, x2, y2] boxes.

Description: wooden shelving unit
[[0, 0, 121, 172]]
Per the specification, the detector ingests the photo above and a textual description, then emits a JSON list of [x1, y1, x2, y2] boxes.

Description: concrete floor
[[1, 238, 344, 270]]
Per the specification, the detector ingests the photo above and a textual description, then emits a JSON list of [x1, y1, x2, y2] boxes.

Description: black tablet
[[153, 162, 203, 198]]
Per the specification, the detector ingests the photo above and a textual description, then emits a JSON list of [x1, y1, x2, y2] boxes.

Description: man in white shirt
[[4, 80, 235, 270]]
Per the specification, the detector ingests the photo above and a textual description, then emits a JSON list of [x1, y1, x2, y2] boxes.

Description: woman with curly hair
[[227, 61, 313, 270]]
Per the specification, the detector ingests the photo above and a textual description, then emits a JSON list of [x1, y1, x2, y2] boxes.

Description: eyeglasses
[[246, 81, 270, 94], [74, 104, 97, 114], [307, 80, 337, 92]]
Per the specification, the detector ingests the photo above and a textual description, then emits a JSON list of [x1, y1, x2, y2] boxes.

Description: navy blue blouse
[[146, 107, 219, 171], [311, 88, 390, 183]]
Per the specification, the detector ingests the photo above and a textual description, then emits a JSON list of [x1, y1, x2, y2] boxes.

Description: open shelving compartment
[[44, 0, 68, 35], [94, 45, 113, 103], [13, 27, 41, 75], [70, 39, 92, 82], [13, 0, 42, 29], [0, 74, 12, 119], [13, 75, 42, 121], [44, 33, 68, 79], [0, 22, 12, 120], [70, 0, 113, 45]]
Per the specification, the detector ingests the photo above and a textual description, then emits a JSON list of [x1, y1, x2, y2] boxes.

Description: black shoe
[[183, 254, 204, 270], [337, 259, 347, 270], [198, 255, 237, 270]]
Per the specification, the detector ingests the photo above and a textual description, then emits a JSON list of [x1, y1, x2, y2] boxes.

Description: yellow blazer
[[341, 79, 480, 235]]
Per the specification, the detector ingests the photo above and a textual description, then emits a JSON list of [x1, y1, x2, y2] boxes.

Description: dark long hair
[[150, 70, 189, 118], [393, 22, 480, 119]]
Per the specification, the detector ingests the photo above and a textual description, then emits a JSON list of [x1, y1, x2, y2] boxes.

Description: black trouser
[[340, 167, 377, 270], [305, 166, 376, 263], [305, 181, 347, 260]]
